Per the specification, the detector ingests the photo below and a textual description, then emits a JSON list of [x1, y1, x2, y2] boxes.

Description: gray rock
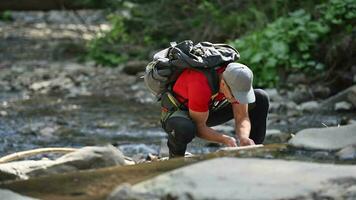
[[0, 189, 38, 200], [0, 145, 128, 181], [289, 124, 356, 150], [347, 86, 356, 107], [108, 183, 155, 200], [311, 85, 331, 99], [55, 145, 127, 169], [109, 158, 356, 200], [320, 85, 356, 110], [265, 129, 291, 144], [264, 88, 283, 102], [298, 101, 319, 112], [287, 85, 312, 103], [334, 101, 353, 111], [0, 160, 56, 181], [336, 144, 356, 160]]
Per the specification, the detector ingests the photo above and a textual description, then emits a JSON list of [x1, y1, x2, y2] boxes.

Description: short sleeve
[[187, 70, 212, 112]]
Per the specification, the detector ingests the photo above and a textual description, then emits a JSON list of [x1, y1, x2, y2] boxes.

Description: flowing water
[[0, 92, 224, 159]]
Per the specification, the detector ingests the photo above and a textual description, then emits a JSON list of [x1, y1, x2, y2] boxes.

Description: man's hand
[[223, 135, 237, 147], [239, 137, 255, 146]]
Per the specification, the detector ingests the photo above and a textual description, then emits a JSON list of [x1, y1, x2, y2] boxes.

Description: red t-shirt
[[173, 67, 226, 112]]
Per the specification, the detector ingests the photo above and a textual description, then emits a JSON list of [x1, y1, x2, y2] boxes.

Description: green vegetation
[[87, 0, 322, 66], [231, 0, 356, 87], [87, 0, 355, 87], [0, 11, 13, 21]]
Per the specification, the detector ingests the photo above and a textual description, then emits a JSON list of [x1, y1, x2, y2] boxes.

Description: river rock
[[320, 85, 356, 110], [109, 158, 356, 200], [264, 88, 283, 102], [334, 101, 353, 111], [347, 86, 356, 107], [288, 124, 356, 150], [336, 144, 356, 160], [0, 145, 128, 181], [264, 129, 291, 144], [298, 101, 319, 112], [0, 189, 38, 200]]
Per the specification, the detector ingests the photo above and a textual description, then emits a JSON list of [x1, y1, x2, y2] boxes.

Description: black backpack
[[144, 40, 240, 100]]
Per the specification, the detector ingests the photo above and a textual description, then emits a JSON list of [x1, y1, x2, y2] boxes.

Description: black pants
[[162, 89, 269, 158]]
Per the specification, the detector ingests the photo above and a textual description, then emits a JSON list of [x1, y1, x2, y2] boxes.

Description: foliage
[[87, 0, 322, 66], [0, 11, 13, 21], [230, 0, 356, 87]]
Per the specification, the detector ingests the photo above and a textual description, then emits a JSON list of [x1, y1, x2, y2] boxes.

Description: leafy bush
[[0, 11, 13, 21], [87, 0, 322, 66], [230, 0, 356, 87]]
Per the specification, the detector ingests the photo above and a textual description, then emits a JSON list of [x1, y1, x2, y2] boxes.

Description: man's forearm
[[235, 117, 251, 139], [196, 125, 228, 144]]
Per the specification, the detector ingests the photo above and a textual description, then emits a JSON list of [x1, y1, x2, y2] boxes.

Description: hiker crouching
[[161, 63, 269, 158]]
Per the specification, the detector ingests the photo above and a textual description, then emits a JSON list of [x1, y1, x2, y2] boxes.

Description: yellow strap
[[167, 93, 179, 108]]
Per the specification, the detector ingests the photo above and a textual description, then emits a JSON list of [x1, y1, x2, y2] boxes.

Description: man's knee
[[165, 116, 196, 144]]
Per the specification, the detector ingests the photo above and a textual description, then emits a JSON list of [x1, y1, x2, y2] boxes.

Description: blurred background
[[0, 0, 355, 159]]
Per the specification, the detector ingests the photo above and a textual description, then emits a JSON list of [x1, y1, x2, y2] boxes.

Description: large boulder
[[0, 145, 129, 181], [108, 158, 356, 200], [288, 124, 356, 150]]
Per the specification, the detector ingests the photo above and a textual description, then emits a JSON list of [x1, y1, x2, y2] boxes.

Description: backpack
[[144, 40, 240, 100]]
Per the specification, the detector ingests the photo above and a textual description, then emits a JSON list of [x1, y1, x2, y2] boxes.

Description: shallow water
[[0, 93, 165, 157]]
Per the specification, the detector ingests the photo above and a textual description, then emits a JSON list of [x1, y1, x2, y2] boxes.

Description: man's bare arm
[[189, 109, 237, 147], [232, 103, 255, 146]]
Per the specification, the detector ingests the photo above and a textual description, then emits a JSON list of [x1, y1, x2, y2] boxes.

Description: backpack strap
[[201, 68, 220, 96]]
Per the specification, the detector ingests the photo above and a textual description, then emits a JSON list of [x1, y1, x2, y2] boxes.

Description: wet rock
[[287, 85, 312, 103], [0, 145, 128, 181], [119, 144, 158, 157], [0, 160, 56, 181], [289, 124, 356, 150], [347, 86, 356, 107], [110, 158, 356, 200], [334, 101, 353, 111], [298, 101, 319, 112], [0, 189, 38, 200], [320, 85, 356, 111], [265, 129, 291, 144], [264, 88, 283, 102], [0, 110, 7, 116], [54, 145, 127, 169], [336, 144, 356, 160], [311, 151, 331, 160], [311, 85, 331, 99], [108, 183, 154, 200]]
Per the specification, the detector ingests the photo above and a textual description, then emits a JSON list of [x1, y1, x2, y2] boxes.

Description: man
[[161, 62, 269, 158]]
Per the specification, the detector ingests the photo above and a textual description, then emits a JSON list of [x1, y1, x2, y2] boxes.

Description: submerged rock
[[109, 158, 356, 200], [289, 124, 356, 150]]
